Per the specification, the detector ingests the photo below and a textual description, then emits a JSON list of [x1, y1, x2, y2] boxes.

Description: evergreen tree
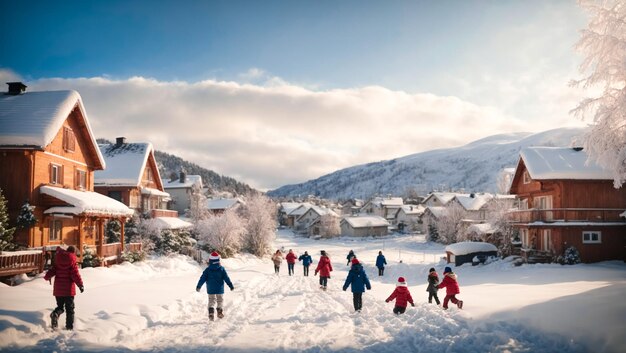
[[428, 223, 439, 243], [105, 220, 121, 243], [0, 188, 17, 251], [16, 201, 37, 229]]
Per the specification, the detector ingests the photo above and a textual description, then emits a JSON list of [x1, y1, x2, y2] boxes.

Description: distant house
[[464, 223, 496, 242], [395, 204, 425, 233], [0, 85, 133, 260], [508, 147, 626, 263], [161, 172, 203, 215], [449, 193, 494, 222], [95, 138, 173, 218], [361, 196, 403, 221], [295, 206, 339, 233], [340, 216, 389, 237], [340, 199, 364, 216], [421, 192, 461, 207], [207, 198, 244, 215], [286, 203, 313, 229], [445, 241, 498, 266], [277, 202, 302, 227]]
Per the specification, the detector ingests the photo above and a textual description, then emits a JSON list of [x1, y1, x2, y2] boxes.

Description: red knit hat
[[209, 251, 220, 263], [351, 258, 359, 265], [397, 277, 407, 286]]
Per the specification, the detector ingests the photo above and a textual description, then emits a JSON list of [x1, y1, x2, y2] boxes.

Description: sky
[[0, 0, 590, 191]]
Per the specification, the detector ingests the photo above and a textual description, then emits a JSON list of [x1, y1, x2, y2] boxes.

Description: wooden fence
[[0, 250, 45, 277]]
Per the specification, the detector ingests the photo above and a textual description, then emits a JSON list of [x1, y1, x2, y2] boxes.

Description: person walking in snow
[[196, 251, 235, 321], [271, 249, 284, 275], [298, 251, 313, 276], [437, 266, 463, 310], [342, 258, 371, 312], [426, 267, 441, 305], [375, 251, 387, 276], [385, 277, 415, 314], [315, 250, 333, 290], [44, 246, 84, 330], [286, 249, 297, 276], [346, 250, 356, 266]]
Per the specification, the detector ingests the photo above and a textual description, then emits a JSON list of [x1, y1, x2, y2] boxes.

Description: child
[[196, 251, 235, 321], [342, 258, 371, 312], [271, 249, 283, 274], [44, 246, 84, 330], [346, 250, 356, 266], [385, 277, 415, 314], [375, 251, 387, 276], [437, 266, 463, 310], [286, 249, 297, 276], [426, 267, 441, 305], [298, 251, 313, 276], [315, 250, 333, 290]]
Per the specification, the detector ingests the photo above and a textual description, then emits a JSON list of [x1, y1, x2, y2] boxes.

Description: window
[[520, 229, 529, 247], [63, 127, 76, 152], [583, 231, 601, 244], [542, 229, 552, 251], [146, 168, 153, 181], [50, 164, 62, 184], [49, 220, 62, 241], [108, 191, 123, 203], [523, 171, 531, 184], [76, 170, 87, 190]]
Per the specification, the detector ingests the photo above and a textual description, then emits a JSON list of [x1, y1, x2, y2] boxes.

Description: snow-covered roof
[[145, 217, 193, 230], [309, 205, 339, 217], [454, 193, 494, 211], [445, 241, 497, 255], [40, 185, 134, 217], [95, 143, 160, 187], [279, 202, 302, 214], [207, 198, 244, 210], [341, 216, 389, 228], [141, 187, 170, 198], [466, 223, 496, 235], [424, 192, 464, 206], [162, 175, 203, 189], [520, 147, 614, 180], [0, 90, 105, 168], [367, 197, 404, 208], [399, 204, 425, 215], [288, 203, 313, 216], [425, 206, 447, 219]]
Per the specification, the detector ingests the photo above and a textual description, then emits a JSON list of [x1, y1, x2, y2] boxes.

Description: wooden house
[[207, 198, 244, 215], [340, 216, 389, 237], [95, 138, 174, 218], [0, 84, 134, 260], [508, 147, 626, 263], [361, 196, 403, 221], [278, 202, 303, 227], [294, 205, 339, 234], [161, 172, 203, 215]]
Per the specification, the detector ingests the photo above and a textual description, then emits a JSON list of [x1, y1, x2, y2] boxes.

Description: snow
[[40, 185, 134, 217], [445, 241, 498, 255], [144, 217, 193, 230], [342, 216, 389, 228], [0, 90, 105, 168], [140, 187, 170, 198], [399, 204, 424, 215], [162, 175, 203, 189], [95, 143, 156, 186], [0, 250, 43, 257], [287, 203, 314, 216], [453, 193, 493, 211], [279, 202, 303, 215], [521, 147, 614, 180], [1, 230, 625, 352], [466, 223, 495, 235], [207, 198, 243, 210]]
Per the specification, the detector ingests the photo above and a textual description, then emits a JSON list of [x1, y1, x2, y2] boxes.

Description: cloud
[[0, 70, 581, 190]]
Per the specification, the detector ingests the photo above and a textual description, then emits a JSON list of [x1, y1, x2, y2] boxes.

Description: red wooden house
[[508, 147, 626, 263], [0, 83, 134, 260]]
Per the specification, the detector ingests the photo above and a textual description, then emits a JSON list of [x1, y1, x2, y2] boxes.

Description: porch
[[507, 208, 626, 224]]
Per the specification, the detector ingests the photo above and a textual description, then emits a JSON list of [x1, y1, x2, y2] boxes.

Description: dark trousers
[[319, 276, 328, 287], [429, 292, 441, 305], [288, 263, 295, 276], [352, 292, 363, 311], [303, 265, 310, 276], [274, 265, 280, 274], [393, 306, 406, 314], [378, 267, 384, 276], [443, 294, 459, 309], [52, 296, 75, 329]]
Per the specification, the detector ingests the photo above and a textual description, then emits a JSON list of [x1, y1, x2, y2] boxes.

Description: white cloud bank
[[0, 69, 585, 190]]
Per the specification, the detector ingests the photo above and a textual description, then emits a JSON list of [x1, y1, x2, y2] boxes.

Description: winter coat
[[346, 251, 355, 262], [299, 254, 313, 267], [375, 254, 387, 269], [44, 247, 84, 297], [386, 285, 414, 308], [315, 255, 333, 277], [426, 272, 440, 293], [286, 252, 297, 264], [271, 252, 284, 266], [196, 263, 234, 294], [342, 263, 371, 293], [437, 272, 460, 295]]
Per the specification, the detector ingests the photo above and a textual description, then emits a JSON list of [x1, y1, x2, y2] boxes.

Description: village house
[[340, 199, 364, 216], [206, 197, 244, 215], [394, 204, 425, 233], [421, 192, 463, 207], [277, 202, 302, 227], [340, 216, 389, 237], [294, 205, 339, 234], [508, 147, 626, 263], [161, 172, 203, 215], [0, 84, 134, 260], [285, 203, 313, 229], [360, 196, 403, 223]]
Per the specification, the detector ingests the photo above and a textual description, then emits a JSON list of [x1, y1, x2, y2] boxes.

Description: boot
[[208, 307, 215, 321], [457, 300, 463, 309], [50, 311, 59, 330], [217, 308, 224, 319]]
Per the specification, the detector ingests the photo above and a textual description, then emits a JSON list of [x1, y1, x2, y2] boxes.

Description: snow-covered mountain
[[268, 127, 586, 199]]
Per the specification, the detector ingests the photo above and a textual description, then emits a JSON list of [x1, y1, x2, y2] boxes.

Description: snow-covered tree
[[571, 0, 626, 188], [241, 194, 276, 256], [561, 246, 582, 265], [105, 220, 121, 243], [435, 203, 467, 244], [124, 216, 141, 244], [0, 188, 17, 251], [486, 197, 517, 257], [318, 214, 340, 238], [427, 223, 439, 243], [16, 202, 37, 229], [196, 210, 245, 257], [81, 246, 101, 268], [187, 181, 209, 222]]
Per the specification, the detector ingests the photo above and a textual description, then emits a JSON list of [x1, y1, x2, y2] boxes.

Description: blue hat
[[444, 266, 452, 274]]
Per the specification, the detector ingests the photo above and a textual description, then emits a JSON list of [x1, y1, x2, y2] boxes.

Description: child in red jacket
[[44, 246, 84, 330], [285, 249, 297, 276], [385, 277, 415, 314], [437, 266, 463, 310]]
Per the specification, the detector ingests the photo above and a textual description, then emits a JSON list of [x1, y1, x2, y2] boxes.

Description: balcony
[[507, 208, 626, 224], [150, 209, 178, 218]]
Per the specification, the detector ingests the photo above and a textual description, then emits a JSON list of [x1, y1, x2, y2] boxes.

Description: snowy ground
[[1, 230, 625, 353]]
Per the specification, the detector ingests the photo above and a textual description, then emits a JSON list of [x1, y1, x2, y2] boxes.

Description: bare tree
[[436, 202, 467, 244], [195, 210, 245, 257], [571, 0, 626, 188], [241, 194, 277, 256], [486, 197, 518, 257], [187, 181, 209, 222]]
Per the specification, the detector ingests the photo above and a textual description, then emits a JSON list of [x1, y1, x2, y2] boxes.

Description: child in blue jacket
[[375, 251, 387, 276], [196, 251, 234, 321], [298, 251, 313, 276], [342, 258, 371, 312]]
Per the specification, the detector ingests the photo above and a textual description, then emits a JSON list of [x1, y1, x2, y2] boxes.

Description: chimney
[[6, 82, 27, 95], [179, 170, 186, 184], [115, 137, 127, 146]]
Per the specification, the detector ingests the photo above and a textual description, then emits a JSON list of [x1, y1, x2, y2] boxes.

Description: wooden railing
[[98, 243, 122, 258], [125, 243, 143, 253], [150, 209, 178, 218], [0, 250, 45, 277], [507, 208, 626, 224]]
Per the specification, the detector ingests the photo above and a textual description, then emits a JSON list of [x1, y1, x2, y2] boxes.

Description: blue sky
[[0, 0, 590, 190]]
